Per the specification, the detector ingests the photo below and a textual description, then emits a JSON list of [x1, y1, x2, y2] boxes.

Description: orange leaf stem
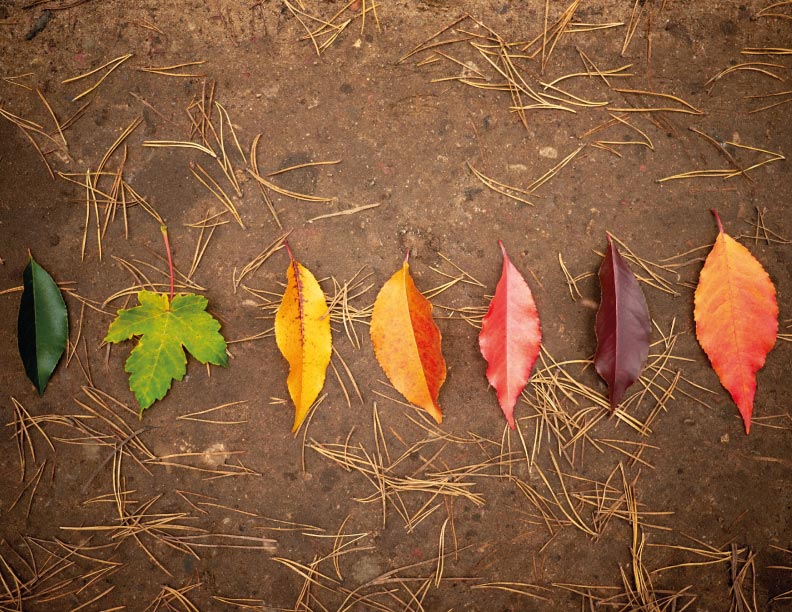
[[160, 225, 174, 302]]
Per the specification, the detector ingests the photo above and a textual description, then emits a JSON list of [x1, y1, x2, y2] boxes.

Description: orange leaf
[[274, 248, 332, 432], [694, 211, 778, 434], [370, 257, 446, 423]]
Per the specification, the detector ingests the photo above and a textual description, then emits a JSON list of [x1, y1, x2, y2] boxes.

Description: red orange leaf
[[479, 241, 542, 429], [694, 210, 778, 434], [594, 236, 651, 412], [370, 256, 446, 423], [274, 247, 332, 432]]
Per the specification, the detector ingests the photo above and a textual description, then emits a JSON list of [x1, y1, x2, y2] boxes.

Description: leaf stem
[[710, 209, 724, 233], [160, 225, 175, 301], [284, 241, 294, 261]]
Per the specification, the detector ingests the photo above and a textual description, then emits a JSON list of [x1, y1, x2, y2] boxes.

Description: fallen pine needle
[[309, 202, 380, 222], [62, 53, 132, 101], [144, 140, 217, 158], [137, 60, 207, 78]]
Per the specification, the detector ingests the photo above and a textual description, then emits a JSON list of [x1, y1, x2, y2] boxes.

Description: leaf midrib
[[721, 237, 749, 397]]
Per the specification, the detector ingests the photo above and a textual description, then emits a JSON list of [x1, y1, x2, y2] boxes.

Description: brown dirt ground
[[1, 1, 792, 610]]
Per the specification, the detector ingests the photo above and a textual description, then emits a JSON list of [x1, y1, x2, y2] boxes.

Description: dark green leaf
[[17, 256, 68, 394]]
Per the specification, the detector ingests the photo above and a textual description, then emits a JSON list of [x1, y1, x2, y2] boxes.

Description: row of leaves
[[18, 211, 778, 434]]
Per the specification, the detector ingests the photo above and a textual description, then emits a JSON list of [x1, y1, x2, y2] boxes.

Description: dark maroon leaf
[[594, 236, 651, 412]]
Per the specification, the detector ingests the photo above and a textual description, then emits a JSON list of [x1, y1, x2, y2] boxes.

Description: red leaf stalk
[[160, 225, 175, 302], [710, 209, 724, 233]]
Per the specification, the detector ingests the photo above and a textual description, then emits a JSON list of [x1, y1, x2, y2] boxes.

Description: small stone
[[201, 442, 231, 467], [720, 433, 730, 443], [539, 146, 558, 159]]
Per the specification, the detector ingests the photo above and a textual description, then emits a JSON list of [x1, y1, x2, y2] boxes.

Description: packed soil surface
[[1, 1, 791, 610]]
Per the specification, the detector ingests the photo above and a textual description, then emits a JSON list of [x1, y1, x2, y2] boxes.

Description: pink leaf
[[594, 236, 651, 412], [479, 241, 542, 429]]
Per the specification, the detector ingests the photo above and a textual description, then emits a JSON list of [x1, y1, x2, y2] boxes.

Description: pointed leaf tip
[[479, 242, 542, 429], [694, 216, 777, 434], [17, 256, 68, 394], [594, 239, 651, 413], [371, 259, 446, 423]]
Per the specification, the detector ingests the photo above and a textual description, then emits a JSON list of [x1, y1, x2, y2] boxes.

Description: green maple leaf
[[105, 291, 228, 412]]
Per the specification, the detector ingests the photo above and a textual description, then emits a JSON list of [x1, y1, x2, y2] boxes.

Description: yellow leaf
[[371, 260, 446, 423], [275, 252, 332, 432]]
